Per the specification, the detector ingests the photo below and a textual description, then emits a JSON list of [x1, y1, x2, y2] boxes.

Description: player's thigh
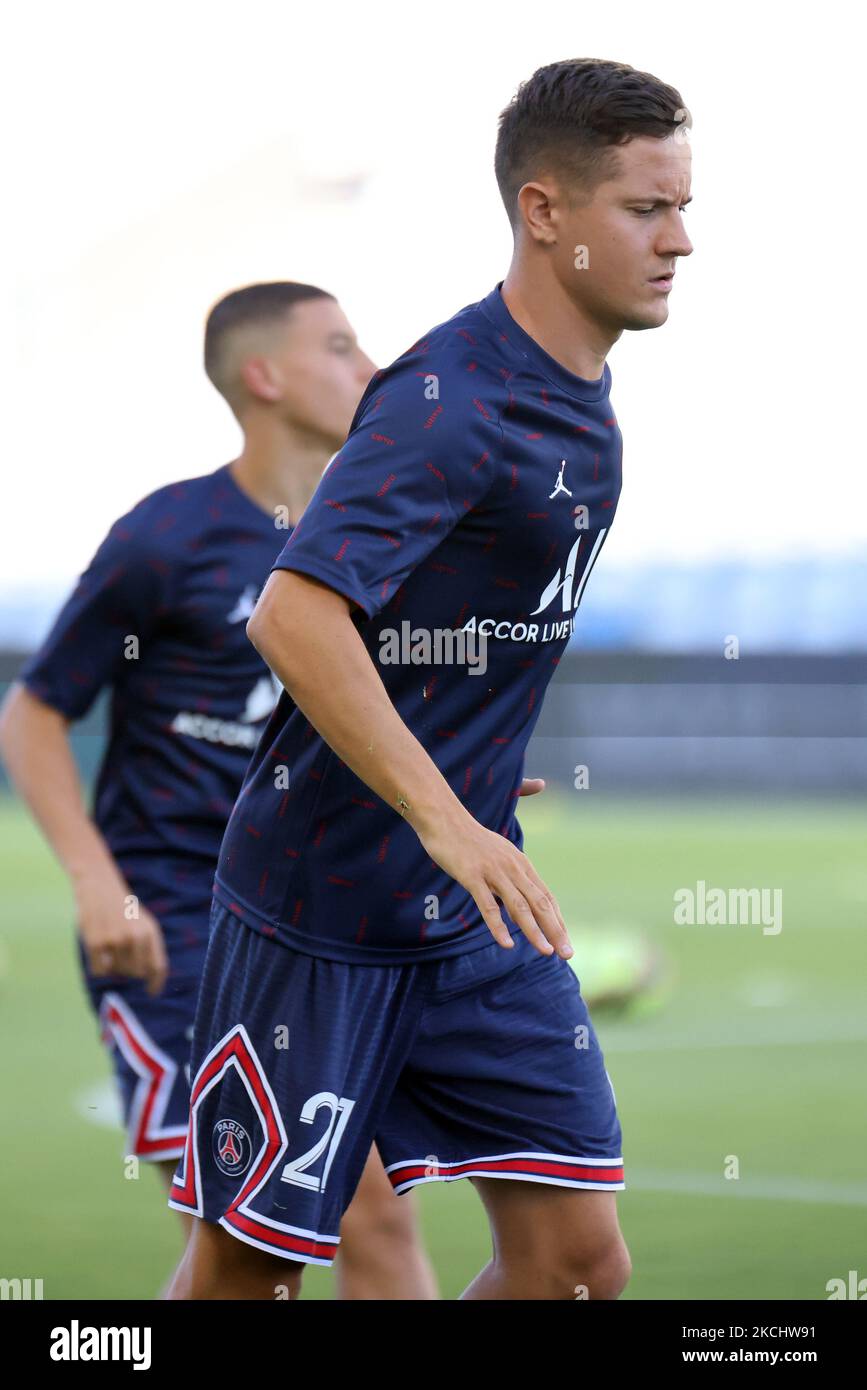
[[180, 1217, 304, 1299], [339, 1143, 422, 1244], [472, 1177, 627, 1269]]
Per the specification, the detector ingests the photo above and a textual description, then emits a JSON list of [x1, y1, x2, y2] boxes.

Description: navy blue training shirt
[[21, 465, 286, 980], [215, 283, 623, 963]]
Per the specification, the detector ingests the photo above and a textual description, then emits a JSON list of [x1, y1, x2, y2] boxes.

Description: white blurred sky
[[3, 0, 865, 590]]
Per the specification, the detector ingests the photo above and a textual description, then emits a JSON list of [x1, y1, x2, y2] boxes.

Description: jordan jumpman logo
[[549, 459, 572, 499]]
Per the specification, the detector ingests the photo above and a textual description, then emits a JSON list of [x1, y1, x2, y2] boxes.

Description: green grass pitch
[[1, 792, 864, 1300]]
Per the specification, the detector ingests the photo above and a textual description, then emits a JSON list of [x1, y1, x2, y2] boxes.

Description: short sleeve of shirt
[[20, 501, 174, 721], [271, 354, 502, 618]]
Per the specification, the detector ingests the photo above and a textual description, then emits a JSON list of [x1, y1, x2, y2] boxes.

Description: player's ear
[[516, 180, 557, 245], [240, 356, 283, 403]]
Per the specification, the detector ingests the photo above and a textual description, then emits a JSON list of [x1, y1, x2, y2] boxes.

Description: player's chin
[[318, 422, 353, 455], [621, 298, 671, 331]]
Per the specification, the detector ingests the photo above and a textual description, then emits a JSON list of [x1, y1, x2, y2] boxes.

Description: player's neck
[[500, 258, 617, 382], [230, 427, 332, 523]]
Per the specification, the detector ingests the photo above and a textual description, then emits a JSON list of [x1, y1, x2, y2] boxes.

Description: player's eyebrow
[[629, 193, 692, 207], [327, 332, 356, 347]]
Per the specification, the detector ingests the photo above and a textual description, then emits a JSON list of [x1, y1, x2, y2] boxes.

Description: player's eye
[[632, 205, 690, 215]]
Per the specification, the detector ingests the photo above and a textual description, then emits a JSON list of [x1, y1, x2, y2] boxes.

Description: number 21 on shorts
[[280, 1092, 355, 1192]]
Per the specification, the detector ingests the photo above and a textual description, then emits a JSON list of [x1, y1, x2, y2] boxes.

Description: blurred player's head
[[204, 282, 375, 449], [495, 59, 693, 332]]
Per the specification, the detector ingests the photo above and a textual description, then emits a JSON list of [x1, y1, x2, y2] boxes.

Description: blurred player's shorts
[[82, 962, 199, 1162]]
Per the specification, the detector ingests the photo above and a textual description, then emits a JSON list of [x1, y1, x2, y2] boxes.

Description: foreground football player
[[167, 58, 693, 1301], [0, 282, 439, 1299]]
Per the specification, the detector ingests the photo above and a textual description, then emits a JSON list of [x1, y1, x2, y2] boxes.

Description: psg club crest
[[212, 1118, 253, 1176]]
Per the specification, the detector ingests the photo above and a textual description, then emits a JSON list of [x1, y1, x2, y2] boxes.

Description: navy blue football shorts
[[81, 947, 201, 1163], [169, 900, 625, 1266]]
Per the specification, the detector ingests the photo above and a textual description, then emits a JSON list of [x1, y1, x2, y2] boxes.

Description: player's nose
[[668, 225, 694, 259]]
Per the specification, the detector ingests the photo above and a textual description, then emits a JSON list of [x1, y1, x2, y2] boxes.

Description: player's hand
[[415, 811, 572, 960], [74, 869, 169, 995]]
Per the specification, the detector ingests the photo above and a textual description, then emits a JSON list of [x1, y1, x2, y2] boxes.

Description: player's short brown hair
[[204, 281, 335, 413], [495, 59, 689, 230]]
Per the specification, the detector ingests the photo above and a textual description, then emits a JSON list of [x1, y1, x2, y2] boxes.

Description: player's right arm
[[0, 685, 168, 992], [0, 505, 172, 993], [247, 356, 572, 959], [248, 572, 571, 959]]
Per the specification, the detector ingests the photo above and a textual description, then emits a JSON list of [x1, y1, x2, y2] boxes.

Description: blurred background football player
[[0, 281, 439, 1299]]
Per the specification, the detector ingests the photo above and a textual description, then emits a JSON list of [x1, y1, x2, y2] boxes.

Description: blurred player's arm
[[0, 507, 173, 993], [247, 571, 571, 960], [0, 685, 168, 992]]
